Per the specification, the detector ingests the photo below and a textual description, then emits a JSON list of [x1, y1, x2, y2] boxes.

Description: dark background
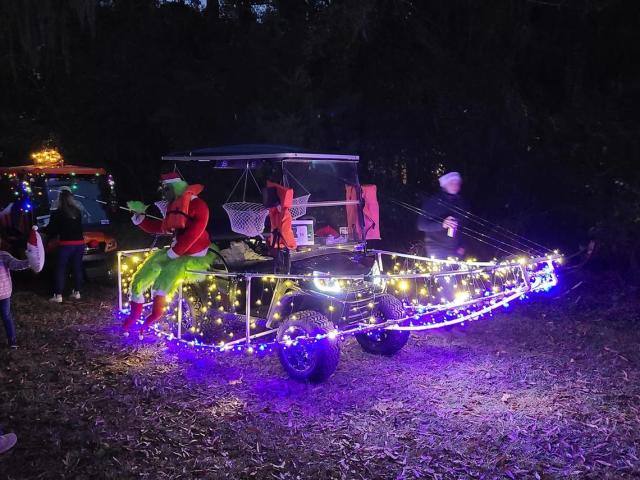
[[1, 1, 638, 277]]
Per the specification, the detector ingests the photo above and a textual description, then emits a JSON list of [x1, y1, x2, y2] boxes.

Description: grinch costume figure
[[122, 172, 215, 338]]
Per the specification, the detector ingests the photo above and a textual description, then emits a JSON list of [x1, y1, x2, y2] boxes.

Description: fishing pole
[[435, 198, 552, 255], [50, 189, 164, 221], [388, 198, 523, 257], [396, 198, 537, 256], [434, 199, 547, 256], [396, 199, 517, 256]]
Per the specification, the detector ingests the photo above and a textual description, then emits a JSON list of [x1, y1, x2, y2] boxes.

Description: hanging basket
[[290, 194, 311, 220], [223, 202, 269, 237]]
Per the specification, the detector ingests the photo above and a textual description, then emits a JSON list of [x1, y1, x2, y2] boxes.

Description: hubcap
[[281, 326, 315, 373]]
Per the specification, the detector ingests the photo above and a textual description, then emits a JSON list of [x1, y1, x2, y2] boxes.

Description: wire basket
[[223, 202, 269, 237], [290, 194, 311, 220]]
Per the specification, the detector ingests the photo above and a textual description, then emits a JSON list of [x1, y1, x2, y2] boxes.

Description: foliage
[[0, 0, 638, 275]]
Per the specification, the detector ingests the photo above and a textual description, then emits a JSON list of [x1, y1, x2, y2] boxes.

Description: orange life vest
[[266, 181, 296, 250], [346, 184, 380, 241], [162, 184, 204, 234]]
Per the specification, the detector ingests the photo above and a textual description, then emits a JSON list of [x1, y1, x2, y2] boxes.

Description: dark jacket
[[417, 190, 466, 252], [46, 209, 84, 244]]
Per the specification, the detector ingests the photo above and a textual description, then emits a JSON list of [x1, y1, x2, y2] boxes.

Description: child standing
[[0, 248, 30, 348], [0, 226, 44, 348]]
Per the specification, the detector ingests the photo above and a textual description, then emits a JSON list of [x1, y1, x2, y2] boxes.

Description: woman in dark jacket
[[46, 187, 85, 302]]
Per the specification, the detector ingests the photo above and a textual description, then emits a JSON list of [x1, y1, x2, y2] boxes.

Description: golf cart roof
[[161, 144, 359, 167]]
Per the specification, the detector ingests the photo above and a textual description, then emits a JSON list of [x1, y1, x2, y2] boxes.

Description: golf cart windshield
[[282, 159, 359, 204], [163, 146, 363, 244], [282, 159, 361, 245]]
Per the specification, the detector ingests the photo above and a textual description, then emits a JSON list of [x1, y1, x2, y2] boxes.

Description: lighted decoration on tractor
[[31, 147, 65, 168], [115, 249, 560, 356], [1, 148, 118, 220]]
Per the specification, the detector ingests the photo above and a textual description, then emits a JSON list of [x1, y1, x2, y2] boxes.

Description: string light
[[116, 249, 560, 356], [31, 148, 64, 167]]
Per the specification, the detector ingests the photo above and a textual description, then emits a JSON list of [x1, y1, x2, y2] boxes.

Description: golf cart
[[117, 145, 560, 382]]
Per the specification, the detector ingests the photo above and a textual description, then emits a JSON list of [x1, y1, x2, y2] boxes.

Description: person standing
[[0, 239, 30, 348], [418, 171, 466, 259], [0, 226, 44, 348], [46, 187, 85, 302]]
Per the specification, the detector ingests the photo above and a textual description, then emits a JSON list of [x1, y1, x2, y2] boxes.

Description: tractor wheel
[[356, 294, 410, 356], [277, 310, 340, 383]]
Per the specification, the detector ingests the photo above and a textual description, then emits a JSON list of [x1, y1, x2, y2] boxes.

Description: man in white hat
[[418, 171, 465, 260]]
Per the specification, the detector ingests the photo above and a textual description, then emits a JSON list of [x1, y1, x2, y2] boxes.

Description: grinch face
[[160, 180, 188, 202]]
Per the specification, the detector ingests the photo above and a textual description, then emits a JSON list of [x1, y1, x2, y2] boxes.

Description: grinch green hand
[[127, 201, 148, 214]]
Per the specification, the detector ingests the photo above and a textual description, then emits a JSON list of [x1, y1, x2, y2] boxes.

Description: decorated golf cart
[[116, 145, 560, 382]]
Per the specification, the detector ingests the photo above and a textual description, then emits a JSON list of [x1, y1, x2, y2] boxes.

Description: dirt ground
[[1, 271, 639, 479]]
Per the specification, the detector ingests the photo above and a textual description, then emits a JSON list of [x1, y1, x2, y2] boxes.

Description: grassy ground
[[1, 271, 639, 479]]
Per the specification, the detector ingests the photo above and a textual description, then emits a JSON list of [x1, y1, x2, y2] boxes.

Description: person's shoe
[[0, 432, 17, 454], [49, 294, 62, 303], [9, 340, 18, 349], [138, 332, 144, 341], [70, 290, 81, 300], [122, 331, 130, 338]]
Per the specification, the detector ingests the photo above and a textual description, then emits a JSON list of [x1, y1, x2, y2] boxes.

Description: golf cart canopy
[[162, 144, 359, 169], [161, 144, 362, 206]]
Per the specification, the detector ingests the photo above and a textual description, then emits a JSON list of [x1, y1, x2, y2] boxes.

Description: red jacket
[[137, 196, 210, 257]]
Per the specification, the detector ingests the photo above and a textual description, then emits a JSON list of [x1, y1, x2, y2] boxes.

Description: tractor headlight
[[312, 271, 342, 293]]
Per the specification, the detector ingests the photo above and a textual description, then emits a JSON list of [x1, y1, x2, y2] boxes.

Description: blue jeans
[[54, 245, 84, 295], [1, 298, 16, 346]]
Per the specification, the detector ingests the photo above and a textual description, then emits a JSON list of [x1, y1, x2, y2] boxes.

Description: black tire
[[277, 310, 340, 383], [356, 294, 410, 356]]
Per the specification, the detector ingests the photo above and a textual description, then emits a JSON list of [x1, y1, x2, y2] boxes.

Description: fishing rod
[[435, 198, 552, 255], [434, 199, 547, 256], [398, 198, 540, 256], [388, 198, 524, 257], [50, 189, 164, 221], [395, 199, 518, 256]]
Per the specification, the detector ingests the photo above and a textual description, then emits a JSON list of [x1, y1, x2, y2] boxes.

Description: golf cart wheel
[[356, 294, 410, 356], [277, 310, 340, 383]]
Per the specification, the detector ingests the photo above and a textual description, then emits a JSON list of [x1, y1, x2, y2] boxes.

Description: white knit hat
[[439, 172, 462, 188]]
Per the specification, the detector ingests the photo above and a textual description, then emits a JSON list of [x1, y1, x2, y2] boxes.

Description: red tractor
[[0, 149, 118, 277]]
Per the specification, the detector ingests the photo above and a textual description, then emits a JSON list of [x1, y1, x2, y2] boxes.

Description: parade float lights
[[31, 147, 64, 167], [116, 248, 560, 355]]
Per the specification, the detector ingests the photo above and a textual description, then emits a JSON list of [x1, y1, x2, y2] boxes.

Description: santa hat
[[26, 226, 45, 273], [160, 172, 183, 184], [439, 172, 462, 188]]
